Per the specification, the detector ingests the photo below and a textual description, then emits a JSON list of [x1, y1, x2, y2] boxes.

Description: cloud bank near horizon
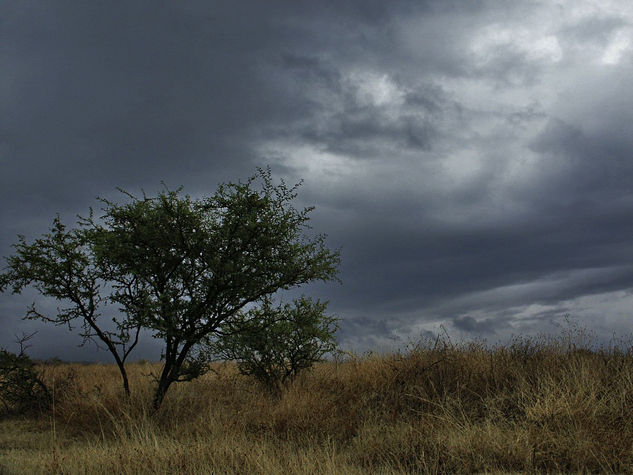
[[2, 0, 633, 360]]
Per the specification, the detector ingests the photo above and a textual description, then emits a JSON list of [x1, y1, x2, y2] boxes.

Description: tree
[[0, 218, 141, 396], [1, 169, 339, 410], [210, 296, 339, 396], [87, 168, 340, 409]]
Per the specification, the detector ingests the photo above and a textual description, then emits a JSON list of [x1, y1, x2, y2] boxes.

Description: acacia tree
[[0, 218, 142, 396], [89, 168, 340, 410]]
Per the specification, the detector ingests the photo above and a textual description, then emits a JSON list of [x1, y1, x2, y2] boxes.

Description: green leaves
[[0, 213, 141, 395], [211, 296, 339, 396], [88, 168, 339, 341], [1, 217, 103, 328]]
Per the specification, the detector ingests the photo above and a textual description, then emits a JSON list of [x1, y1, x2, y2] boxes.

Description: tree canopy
[[0, 217, 141, 395]]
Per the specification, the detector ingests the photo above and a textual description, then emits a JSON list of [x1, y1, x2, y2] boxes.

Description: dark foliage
[[0, 334, 50, 415], [212, 297, 339, 396]]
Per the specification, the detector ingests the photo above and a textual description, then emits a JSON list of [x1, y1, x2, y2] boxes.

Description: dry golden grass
[[2, 328, 633, 473]]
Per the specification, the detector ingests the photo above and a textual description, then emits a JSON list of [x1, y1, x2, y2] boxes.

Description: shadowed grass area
[[2, 326, 633, 473]]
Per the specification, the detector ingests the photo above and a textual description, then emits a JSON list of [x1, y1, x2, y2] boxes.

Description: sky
[[2, 0, 633, 361]]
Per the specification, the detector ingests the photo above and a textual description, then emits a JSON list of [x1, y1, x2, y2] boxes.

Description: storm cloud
[[2, 0, 633, 360]]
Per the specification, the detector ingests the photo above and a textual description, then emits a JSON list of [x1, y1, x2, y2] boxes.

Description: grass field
[[2, 327, 633, 473]]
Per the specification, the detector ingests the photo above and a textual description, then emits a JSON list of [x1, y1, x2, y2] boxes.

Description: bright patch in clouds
[[263, 143, 355, 180], [602, 28, 632, 64], [347, 71, 404, 107], [472, 26, 563, 64]]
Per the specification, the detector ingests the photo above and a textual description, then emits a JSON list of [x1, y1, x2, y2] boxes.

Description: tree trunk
[[152, 361, 176, 411], [115, 361, 131, 397], [152, 379, 171, 411], [151, 341, 195, 411], [83, 313, 133, 397]]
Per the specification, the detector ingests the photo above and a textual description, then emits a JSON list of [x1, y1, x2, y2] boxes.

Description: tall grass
[[2, 325, 633, 473]]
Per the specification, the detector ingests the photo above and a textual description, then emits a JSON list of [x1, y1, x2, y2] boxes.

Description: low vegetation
[[0, 348, 49, 415], [209, 296, 339, 396], [2, 325, 633, 474]]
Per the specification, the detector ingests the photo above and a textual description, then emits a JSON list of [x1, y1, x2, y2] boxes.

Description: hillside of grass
[[2, 328, 633, 474]]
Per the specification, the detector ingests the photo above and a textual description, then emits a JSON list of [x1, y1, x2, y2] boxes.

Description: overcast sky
[[3, 0, 633, 361]]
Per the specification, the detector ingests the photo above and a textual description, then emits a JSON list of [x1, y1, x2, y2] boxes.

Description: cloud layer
[[2, 0, 633, 359]]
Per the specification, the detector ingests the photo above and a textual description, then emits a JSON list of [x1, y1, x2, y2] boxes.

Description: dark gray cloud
[[2, 0, 633, 360]]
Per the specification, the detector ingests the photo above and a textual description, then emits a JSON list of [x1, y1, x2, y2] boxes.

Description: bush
[[211, 297, 339, 396], [0, 346, 50, 414]]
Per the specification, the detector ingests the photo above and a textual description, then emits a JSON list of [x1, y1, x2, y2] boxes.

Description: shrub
[[0, 346, 50, 414], [211, 297, 339, 396]]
